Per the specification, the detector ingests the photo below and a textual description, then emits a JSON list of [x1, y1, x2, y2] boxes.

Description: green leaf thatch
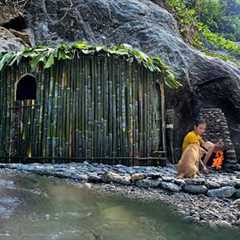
[[0, 40, 182, 88]]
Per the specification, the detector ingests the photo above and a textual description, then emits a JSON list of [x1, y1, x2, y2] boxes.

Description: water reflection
[[0, 172, 239, 240]]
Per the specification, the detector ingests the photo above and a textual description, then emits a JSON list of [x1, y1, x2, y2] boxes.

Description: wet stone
[[136, 178, 162, 188], [161, 176, 175, 182], [183, 184, 208, 194], [130, 173, 146, 182], [207, 186, 236, 198], [174, 178, 185, 186], [184, 178, 206, 185], [206, 180, 221, 189], [233, 199, 240, 209], [102, 172, 130, 185], [234, 189, 240, 198], [88, 173, 103, 183], [209, 220, 232, 229], [160, 181, 181, 192]]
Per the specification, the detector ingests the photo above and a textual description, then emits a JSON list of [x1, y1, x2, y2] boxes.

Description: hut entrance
[[16, 74, 36, 101], [8, 74, 40, 161]]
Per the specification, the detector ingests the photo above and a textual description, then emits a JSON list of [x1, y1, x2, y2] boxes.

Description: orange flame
[[212, 151, 224, 170]]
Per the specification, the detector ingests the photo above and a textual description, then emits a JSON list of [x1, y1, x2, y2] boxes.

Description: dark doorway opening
[[16, 74, 36, 100]]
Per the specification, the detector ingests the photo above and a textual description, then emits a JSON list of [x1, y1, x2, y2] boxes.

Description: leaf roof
[[0, 40, 181, 88]]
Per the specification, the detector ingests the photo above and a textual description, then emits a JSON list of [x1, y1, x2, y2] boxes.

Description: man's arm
[[199, 158, 209, 174], [199, 138, 206, 148]]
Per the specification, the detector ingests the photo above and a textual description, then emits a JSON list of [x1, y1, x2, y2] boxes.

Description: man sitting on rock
[[180, 118, 224, 176]]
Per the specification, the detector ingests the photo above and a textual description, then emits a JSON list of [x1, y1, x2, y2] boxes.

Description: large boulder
[[18, 0, 240, 160], [0, 6, 20, 26], [0, 5, 32, 51], [0, 26, 26, 52]]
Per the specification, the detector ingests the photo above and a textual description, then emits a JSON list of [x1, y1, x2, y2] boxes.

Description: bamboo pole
[[115, 57, 120, 158], [75, 56, 81, 158], [72, 57, 77, 158], [112, 56, 117, 162], [108, 56, 113, 161], [86, 55, 91, 160], [103, 55, 108, 160], [160, 79, 166, 153]]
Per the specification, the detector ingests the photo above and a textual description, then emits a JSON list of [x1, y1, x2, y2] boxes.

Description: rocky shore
[[1, 162, 240, 227]]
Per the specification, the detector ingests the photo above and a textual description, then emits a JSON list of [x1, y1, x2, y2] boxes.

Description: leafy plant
[[164, 0, 240, 61], [0, 40, 182, 89]]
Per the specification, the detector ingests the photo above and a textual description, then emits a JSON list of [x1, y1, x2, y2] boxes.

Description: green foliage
[[198, 23, 240, 55], [203, 51, 240, 66], [164, 0, 240, 61], [165, 0, 201, 45], [191, 0, 240, 42], [0, 41, 181, 89]]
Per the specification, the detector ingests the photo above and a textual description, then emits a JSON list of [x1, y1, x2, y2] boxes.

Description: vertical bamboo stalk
[[72, 57, 77, 158], [96, 55, 100, 161], [42, 70, 50, 158], [53, 64, 59, 159], [135, 63, 140, 159], [91, 54, 96, 160], [148, 72, 152, 158], [160, 79, 166, 153], [99, 56, 104, 160], [108, 56, 113, 161], [75, 56, 81, 158], [58, 62, 63, 158], [132, 62, 137, 159], [66, 72, 71, 160], [86, 55, 91, 160], [123, 59, 128, 160], [80, 55, 84, 159], [68, 59, 73, 160], [115, 57, 120, 159], [120, 58, 125, 159], [103, 55, 109, 160], [127, 60, 134, 163], [145, 69, 150, 157], [112, 56, 117, 162], [83, 56, 87, 159], [139, 65, 144, 158], [63, 69, 68, 157]]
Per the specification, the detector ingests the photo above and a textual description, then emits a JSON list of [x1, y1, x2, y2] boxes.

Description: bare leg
[[202, 142, 216, 166]]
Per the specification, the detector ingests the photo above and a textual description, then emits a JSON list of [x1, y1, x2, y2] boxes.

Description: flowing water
[[0, 170, 239, 240]]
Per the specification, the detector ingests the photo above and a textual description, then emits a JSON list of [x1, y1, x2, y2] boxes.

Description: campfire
[[212, 150, 224, 170], [211, 140, 225, 170]]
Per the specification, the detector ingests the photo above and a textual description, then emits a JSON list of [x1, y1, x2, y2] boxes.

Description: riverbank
[[1, 162, 240, 227]]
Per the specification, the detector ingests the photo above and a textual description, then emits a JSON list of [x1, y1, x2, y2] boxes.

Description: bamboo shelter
[[0, 41, 180, 165]]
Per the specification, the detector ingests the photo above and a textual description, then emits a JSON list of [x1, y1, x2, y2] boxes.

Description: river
[[0, 170, 239, 240]]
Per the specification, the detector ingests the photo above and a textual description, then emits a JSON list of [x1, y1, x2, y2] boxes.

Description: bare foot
[[202, 167, 209, 174]]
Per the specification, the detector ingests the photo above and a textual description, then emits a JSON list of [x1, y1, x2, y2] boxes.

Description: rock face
[[0, 0, 238, 160], [0, 6, 32, 51], [0, 27, 26, 52], [0, 6, 21, 25]]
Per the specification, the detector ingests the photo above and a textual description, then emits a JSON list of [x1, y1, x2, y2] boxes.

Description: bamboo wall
[[0, 53, 165, 165]]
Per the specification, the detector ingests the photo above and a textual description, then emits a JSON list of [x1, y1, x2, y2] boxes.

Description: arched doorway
[[15, 74, 36, 101], [9, 74, 39, 161]]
